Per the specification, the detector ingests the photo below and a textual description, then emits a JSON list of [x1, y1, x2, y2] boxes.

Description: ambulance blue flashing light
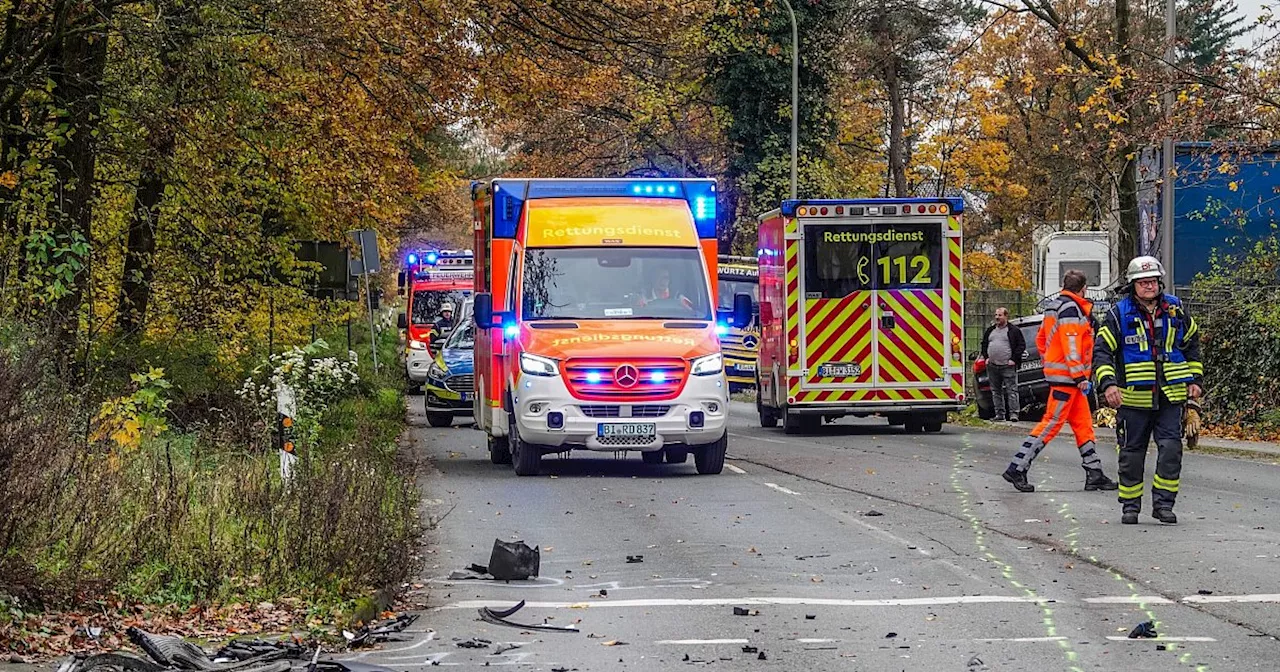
[[780, 197, 965, 217], [504, 323, 519, 337], [407, 253, 418, 265], [715, 322, 729, 336], [490, 179, 718, 239], [425, 252, 439, 264], [586, 371, 603, 384]]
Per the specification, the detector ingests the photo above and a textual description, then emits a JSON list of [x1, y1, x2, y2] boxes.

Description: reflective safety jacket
[[1094, 293, 1203, 408], [1039, 290, 1094, 386]]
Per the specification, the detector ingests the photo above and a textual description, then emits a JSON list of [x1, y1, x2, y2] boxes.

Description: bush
[[0, 323, 419, 609], [1190, 239, 1280, 437]]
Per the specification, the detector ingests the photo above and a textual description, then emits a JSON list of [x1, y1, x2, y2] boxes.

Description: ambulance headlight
[[408, 339, 428, 351], [520, 352, 559, 377], [691, 353, 723, 376]]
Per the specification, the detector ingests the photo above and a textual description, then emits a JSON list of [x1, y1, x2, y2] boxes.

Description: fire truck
[[717, 255, 760, 390], [756, 199, 965, 434], [470, 178, 752, 476], [397, 249, 474, 393]]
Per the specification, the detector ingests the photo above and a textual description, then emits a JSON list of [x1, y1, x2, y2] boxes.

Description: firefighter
[[1094, 256, 1202, 525], [1002, 269, 1120, 493], [434, 302, 456, 332]]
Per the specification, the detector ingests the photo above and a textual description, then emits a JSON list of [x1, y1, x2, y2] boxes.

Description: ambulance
[[717, 255, 760, 390], [756, 199, 966, 434], [470, 178, 752, 476], [396, 249, 474, 393]]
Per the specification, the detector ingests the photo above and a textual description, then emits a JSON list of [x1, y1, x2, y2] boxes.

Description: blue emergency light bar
[[780, 197, 965, 217], [487, 178, 718, 240]]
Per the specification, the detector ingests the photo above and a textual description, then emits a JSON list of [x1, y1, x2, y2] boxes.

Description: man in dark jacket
[[981, 307, 1027, 421]]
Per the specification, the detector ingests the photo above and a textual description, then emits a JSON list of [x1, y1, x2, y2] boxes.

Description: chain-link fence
[[963, 290, 1040, 359]]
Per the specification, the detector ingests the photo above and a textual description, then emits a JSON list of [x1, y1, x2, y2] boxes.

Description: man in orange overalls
[[1002, 270, 1119, 493]]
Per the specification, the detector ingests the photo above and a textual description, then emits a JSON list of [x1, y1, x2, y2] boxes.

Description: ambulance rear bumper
[[785, 401, 964, 415]]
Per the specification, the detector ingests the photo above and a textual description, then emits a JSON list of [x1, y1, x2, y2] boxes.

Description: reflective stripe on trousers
[[1009, 385, 1101, 473]]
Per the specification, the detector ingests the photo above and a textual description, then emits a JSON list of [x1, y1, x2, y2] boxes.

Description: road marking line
[[764, 482, 800, 495], [796, 638, 838, 643], [438, 595, 1051, 610], [726, 464, 747, 474], [656, 639, 749, 645], [1083, 596, 1175, 604], [1106, 636, 1218, 642], [1182, 593, 1280, 604], [974, 636, 1069, 643], [729, 431, 792, 445]]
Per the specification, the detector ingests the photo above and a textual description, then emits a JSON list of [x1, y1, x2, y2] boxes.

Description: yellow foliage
[[965, 251, 1031, 290]]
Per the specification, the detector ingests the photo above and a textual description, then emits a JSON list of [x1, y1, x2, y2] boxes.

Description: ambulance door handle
[[879, 305, 896, 330]]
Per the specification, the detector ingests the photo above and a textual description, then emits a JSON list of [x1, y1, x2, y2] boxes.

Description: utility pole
[[1160, 0, 1176, 282], [779, 0, 799, 200]]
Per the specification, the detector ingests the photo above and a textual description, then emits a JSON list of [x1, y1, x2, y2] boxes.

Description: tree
[[1178, 0, 1248, 68]]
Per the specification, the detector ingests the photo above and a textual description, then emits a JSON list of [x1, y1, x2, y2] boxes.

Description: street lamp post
[[779, 0, 798, 200]]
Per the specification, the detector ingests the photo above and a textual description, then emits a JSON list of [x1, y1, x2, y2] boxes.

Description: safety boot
[[1152, 508, 1178, 524], [1084, 469, 1119, 491], [1121, 512, 1139, 525], [1002, 466, 1035, 493]]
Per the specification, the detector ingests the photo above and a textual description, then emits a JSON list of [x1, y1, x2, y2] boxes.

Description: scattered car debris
[[489, 539, 540, 580], [1128, 621, 1158, 639], [341, 614, 419, 648], [455, 638, 491, 649], [626, 555, 644, 563], [741, 645, 758, 654], [491, 643, 522, 655], [967, 656, 984, 668], [733, 607, 760, 616], [757, 651, 767, 661], [1198, 589, 1214, 595], [126, 628, 290, 671], [805, 614, 817, 620], [885, 632, 898, 638], [214, 638, 306, 662], [795, 554, 830, 561], [601, 640, 628, 647], [864, 510, 884, 517], [1157, 644, 1168, 651], [478, 600, 580, 633]]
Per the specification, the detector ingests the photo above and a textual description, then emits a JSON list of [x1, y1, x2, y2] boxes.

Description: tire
[[924, 419, 944, 433], [488, 434, 512, 465], [782, 406, 803, 434], [756, 373, 779, 428], [693, 434, 727, 475], [903, 418, 925, 434], [641, 450, 664, 464], [976, 394, 995, 420], [665, 448, 689, 464], [509, 413, 542, 476], [426, 411, 453, 428]]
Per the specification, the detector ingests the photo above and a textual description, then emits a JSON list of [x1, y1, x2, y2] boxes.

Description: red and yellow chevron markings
[[804, 292, 872, 384], [876, 289, 945, 384]]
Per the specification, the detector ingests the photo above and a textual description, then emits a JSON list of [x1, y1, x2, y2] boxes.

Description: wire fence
[[963, 290, 1040, 359]]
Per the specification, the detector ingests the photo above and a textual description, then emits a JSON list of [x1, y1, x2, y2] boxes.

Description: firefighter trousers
[[1116, 403, 1183, 512], [1009, 385, 1102, 474]]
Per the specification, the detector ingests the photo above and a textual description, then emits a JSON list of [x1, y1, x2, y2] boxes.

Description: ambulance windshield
[[522, 247, 711, 321]]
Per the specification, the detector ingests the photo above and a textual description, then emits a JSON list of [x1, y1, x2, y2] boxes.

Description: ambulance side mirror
[[732, 293, 753, 328], [473, 293, 493, 329], [397, 312, 408, 330], [397, 271, 406, 294]]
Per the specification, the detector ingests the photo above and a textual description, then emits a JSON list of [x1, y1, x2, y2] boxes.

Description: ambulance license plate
[[598, 423, 656, 438], [818, 362, 862, 378]]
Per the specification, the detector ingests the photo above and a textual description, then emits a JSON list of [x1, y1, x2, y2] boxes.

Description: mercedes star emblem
[[614, 364, 639, 388], [742, 335, 759, 349]]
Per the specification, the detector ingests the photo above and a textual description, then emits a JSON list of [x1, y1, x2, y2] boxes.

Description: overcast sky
[[1234, 0, 1274, 50]]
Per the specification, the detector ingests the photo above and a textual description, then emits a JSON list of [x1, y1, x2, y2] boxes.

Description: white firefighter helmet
[[441, 302, 455, 313], [1125, 256, 1165, 283]]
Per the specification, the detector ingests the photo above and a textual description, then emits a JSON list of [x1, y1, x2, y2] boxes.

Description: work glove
[[1183, 399, 1202, 449]]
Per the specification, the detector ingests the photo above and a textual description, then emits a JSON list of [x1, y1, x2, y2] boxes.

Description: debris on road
[[733, 607, 760, 616], [488, 539, 540, 580], [1198, 589, 1214, 595], [341, 614, 419, 648], [805, 614, 817, 620], [757, 651, 767, 660], [1157, 644, 1168, 651], [864, 510, 884, 517], [626, 555, 644, 563], [741, 645, 758, 654], [1128, 621, 1158, 639], [478, 600, 580, 633], [491, 643, 521, 655], [455, 638, 490, 649], [885, 632, 898, 638], [601, 640, 628, 647], [967, 655, 985, 667]]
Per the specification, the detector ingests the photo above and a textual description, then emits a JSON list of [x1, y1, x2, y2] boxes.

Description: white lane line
[[764, 482, 800, 495], [656, 639, 749, 645], [1106, 636, 1218, 642], [438, 595, 1052, 610], [796, 638, 839, 643], [1083, 596, 1175, 604], [1182, 593, 1280, 604], [975, 636, 1069, 643], [730, 431, 792, 445], [726, 463, 747, 474]]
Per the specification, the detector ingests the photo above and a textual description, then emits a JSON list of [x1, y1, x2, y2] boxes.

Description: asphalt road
[[365, 399, 1280, 671]]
